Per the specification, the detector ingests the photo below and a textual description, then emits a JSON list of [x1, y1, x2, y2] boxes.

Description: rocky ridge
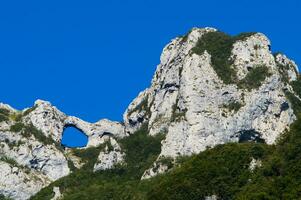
[[0, 27, 299, 199]]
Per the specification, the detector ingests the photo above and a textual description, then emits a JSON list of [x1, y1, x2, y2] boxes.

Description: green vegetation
[[10, 122, 25, 132], [291, 75, 301, 97], [0, 194, 12, 200], [192, 31, 256, 84], [0, 108, 10, 123], [29, 96, 301, 200], [9, 122, 58, 146], [170, 109, 187, 122], [31, 124, 165, 200], [170, 99, 187, 122], [148, 143, 272, 200], [30, 87, 301, 199], [156, 156, 174, 170], [0, 108, 10, 116], [5, 139, 25, 149], [0, 115, 8, 123], [9, 112, 22, 122], [0, 156, 19, 167], [277, 63, 292, 83], [191, 31, 271, 90], [71, 145, 105, 171], [223, 101, 243, 112], [238, 65, 271, 90], [23, 45, 301, 199], [180, 30, 192, 43]]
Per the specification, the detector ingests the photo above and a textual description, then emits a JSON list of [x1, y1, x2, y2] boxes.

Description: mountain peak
[[0, 28, 300, 199]]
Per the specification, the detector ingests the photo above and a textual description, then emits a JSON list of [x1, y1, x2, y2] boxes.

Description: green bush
[[0, 194, 12, 200], [223, 101, 243, 112], [71, 145, 104, 171], [23, 124, 57, 146], [238, 65, 271, 90], [0, 156, 19, 167], [0, 108, 10, 116], [9, 122, 58, 146], [10, 122, 25, 132], [0, 114, 8, 123], [0, 108, 10, 122], [291, 75, 301, 97]]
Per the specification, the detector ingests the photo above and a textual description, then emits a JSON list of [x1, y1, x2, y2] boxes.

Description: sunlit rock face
[[0, 27, 300, 199], [0, 100, 126, 199], [124, 27, 299, 177]]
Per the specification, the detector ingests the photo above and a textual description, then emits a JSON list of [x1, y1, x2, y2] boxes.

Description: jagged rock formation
[[0, 27, 299, 199], [0, 100, 125, 199], [124, 28, 299, 178]]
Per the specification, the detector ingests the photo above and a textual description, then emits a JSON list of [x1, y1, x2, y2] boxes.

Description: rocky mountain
[[0, 27, 300, 200]]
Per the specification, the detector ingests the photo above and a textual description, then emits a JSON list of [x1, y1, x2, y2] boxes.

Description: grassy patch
[[170, 109, 187, 122], [71, 145, 105, 171], [223, 101, 243, 112], [9, 112, 22, 122], [0, 156, 19, 167], [291, 75, 301, 97], [0, 114, 8, 123], [192, 31, 256, 84], [0, 108, 10, 116], [170, 99, 187, 122], [10, 122, 25, 133], [238, 65, 271, 90], [9, 122, 59, 147], [0, 194, 13, 200], [0, 108, 10, 123]]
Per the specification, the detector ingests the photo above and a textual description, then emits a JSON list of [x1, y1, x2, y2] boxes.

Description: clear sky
[[0, 0, 300, 124]]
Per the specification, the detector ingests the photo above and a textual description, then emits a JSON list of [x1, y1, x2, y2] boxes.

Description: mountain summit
[[0, 27, 300, 200]]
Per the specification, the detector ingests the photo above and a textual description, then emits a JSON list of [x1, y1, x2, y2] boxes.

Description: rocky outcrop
[[93, 137, 125, 172], [24, 100, 126, 146], [123, 27, 299, 177], [0, 161, 49, 200], [0, 100, 126, 199], [0, 27, 300, 199]]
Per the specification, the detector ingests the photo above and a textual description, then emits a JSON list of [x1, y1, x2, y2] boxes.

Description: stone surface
[[0, 27, 300, 198], [0, 161, 50, 200], [123, 27, 299, 177], [249, 158, 262, 171], [93, 137, 125, 172], [0, 100, 126, 199], [51, 187, 62, 200]]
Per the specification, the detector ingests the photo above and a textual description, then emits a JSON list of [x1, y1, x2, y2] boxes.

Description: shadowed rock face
[[0, 27, 300, 199]]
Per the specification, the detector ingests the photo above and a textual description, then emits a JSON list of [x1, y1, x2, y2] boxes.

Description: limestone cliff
[[0, 27, 299, 199]]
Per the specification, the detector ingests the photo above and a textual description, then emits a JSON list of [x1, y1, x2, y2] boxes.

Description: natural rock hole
[[61, 125, 88, 148]]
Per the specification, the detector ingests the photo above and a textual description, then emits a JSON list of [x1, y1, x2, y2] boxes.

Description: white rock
[[122, 28, 298, 178], [93, 137, 125, 172], [249, 158, 262, 171], [51, 187, 62, 200], [0, 161, 50, 200]]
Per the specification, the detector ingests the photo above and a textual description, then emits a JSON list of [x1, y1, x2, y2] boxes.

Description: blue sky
[[0, 0, 300, 124]]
